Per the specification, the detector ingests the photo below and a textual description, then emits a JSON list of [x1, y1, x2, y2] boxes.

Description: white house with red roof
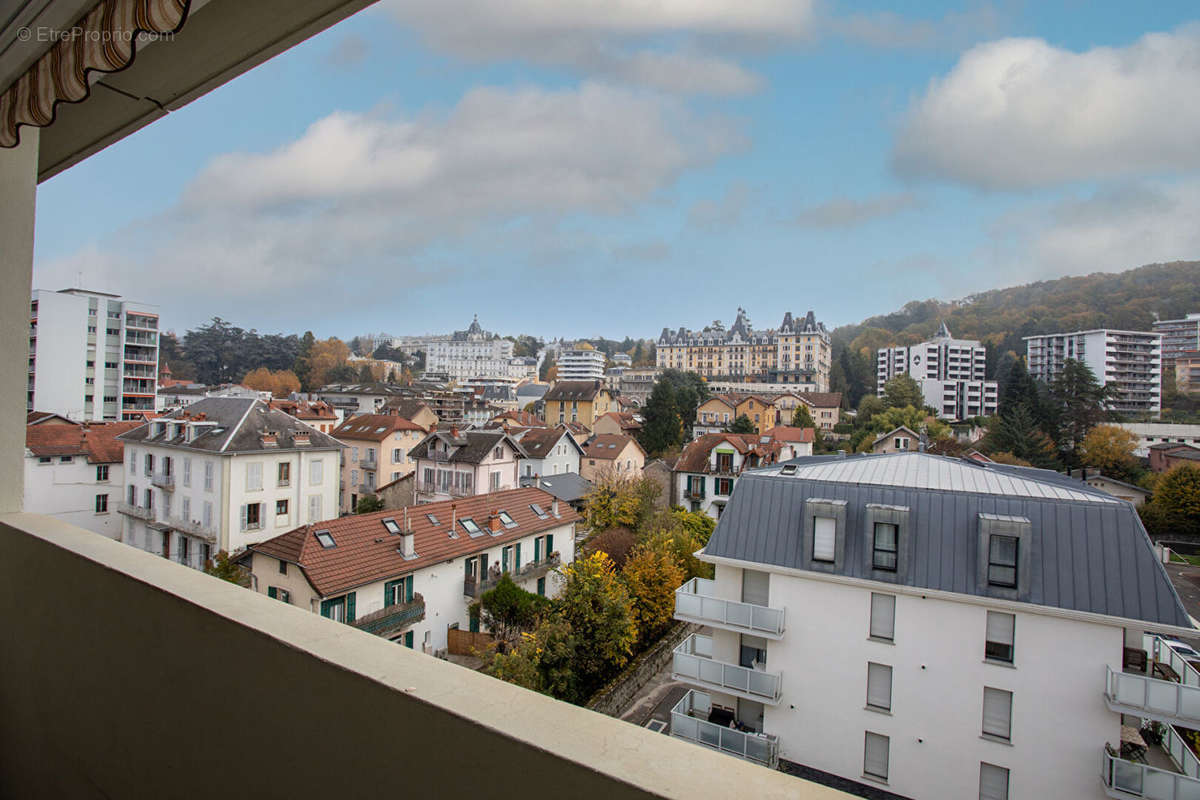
[[673, 429, 813, 520]]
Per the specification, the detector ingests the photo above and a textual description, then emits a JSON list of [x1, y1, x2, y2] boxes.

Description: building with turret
[[422, 316, 535, 383], [655, 309, 831, 391]]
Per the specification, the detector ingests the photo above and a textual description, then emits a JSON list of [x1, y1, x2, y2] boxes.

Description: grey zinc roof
[[118, 397, 342, 453], [520, 472, 594, 503], [710, 452, 1191, 629], [410, 430, 526, 464]]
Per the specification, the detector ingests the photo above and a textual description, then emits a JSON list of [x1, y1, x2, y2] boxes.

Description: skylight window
[[781, 464, 798, 475], [498, 511, 517, 528], [530, 503, 548, 519], [376, 427, 387, 433], [315, 530, 336, 548], [426, 513, 440, 525], [382, 518, 401, 535], [460, 518, 481, 535]]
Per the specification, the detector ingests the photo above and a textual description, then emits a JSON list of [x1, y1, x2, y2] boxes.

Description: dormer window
[[977, 514, 1030, 599], [987, 536, 1018, 588]]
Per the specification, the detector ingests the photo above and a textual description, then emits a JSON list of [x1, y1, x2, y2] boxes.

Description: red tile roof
[[269, 399, 338, 421], [581, 433, 646, 461], [491, 410, 545, 428], [25, 420, 142, 463], [763, 425, 815, 444], [674, 432, 787, 473], [249, 487, 579, 597], [333, 413, 425, 441], [596, 411, 641, 431]]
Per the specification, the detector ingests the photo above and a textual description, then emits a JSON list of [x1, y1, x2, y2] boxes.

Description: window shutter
[[320, 599, 333, 618], [384, 581, 396, 608], [268, 587, 277, 599], [545, 534, 553, 554], [979, 763, 1009, 800], [515, 543, 522, 569], [405, 630, 414, 648], [866, 663, 892, 711], [405, 576, 414, 603], [986, 612, 1015, 647], [346, 592, 356, 624], [863, 732, 889, 779], [982, 688, 1012, 739], [870, 593, 895, 640], [813, 516, 836, 561], [534, 538, 541, 562], [741, 569, 771, 606], [239, 504, 248, 531]]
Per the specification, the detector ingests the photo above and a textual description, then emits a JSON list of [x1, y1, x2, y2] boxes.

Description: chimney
[[489, 512, 502, 534], [399, 530, 415, 558], [837, 449, 846, 459], [451, 503, 457, 529], [260, 431, 278, 447], [293, 432, 311, 446], [551, 498, 560, 517]]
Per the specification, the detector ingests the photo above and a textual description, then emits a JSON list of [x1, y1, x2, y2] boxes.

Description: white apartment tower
[[28, 288, 160, 421], [1153, 313, 1200, 368], [877, 323, 997, 420], [1024, 329, 1162, 416], [556, 347, 607, 381]]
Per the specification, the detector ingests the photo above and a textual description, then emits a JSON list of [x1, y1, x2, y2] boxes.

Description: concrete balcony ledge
[[163, 516, 217, 543], [116, 501, 153, 521], [0, 511, 848, 799]]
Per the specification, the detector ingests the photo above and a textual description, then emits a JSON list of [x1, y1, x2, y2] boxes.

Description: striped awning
[[0, 0, 190, 148]]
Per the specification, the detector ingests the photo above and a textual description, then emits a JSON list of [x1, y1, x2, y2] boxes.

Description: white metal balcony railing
[[672, 633, 782, 705], [673, 577, 785, 639], [1145, 634, 1200, 689], [1102, 745, 1200, 800], [1106, 666, 1200, 728], [670, 690, 779, 769]]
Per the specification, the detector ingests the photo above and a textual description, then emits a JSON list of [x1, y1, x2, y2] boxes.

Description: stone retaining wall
[[587, 621, 698, 718]]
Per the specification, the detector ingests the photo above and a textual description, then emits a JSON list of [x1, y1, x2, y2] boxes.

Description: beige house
[[332, 414, 428, 514], [695, 395, 738, 434], [543, 380, 614, 430], [871, 426, 922, 454], [773, 392, 842, 431], [591, 411, 641, 438], [580, 434, 646, 482], [381, 399, 439, 433]]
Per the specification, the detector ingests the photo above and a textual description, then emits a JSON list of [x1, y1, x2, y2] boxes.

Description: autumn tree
[[1080, 425, 1142, 481], [308, 337, 351, 388], [582, 475, 660, 532], [1152, 465, 1200, 539], [556, 553, 638, 694], [583, 527, 638, 570], [621, 538, 685, 644], [488, 618, 579, 700], [242, 367, 301, 397]]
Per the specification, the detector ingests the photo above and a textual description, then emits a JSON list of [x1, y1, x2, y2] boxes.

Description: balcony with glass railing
[[670, 690, 779, 769], [672, 633, 782, 705], [674, 577, 784, 639]]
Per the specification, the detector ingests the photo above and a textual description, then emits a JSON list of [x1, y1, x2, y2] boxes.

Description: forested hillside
[[831, 261, 1200, 406]]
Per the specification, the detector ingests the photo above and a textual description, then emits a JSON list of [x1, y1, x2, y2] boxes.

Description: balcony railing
[[417, 480, 474, 498], [674, 578, 785, 639], [352, 594, 426, 638], [151, 472, 175, 491], [1145, 634, 1200, 688], [670, 690, 779, 769], [465, 555, 562, 597], [1102, 744, 1200, 799], [1106, 666, 1200, 728], [117, 502, 153, 521], [672, 633, 782, 705], [164, 517, 217, 543]]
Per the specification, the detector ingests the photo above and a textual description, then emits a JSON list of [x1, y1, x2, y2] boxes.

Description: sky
[[30, 1, 1200, 342]]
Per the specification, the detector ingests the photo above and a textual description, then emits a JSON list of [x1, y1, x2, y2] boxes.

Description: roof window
[[498, 511, 517, 529], [315, 530, 336, 548], [460, 518, 481, 536], [382, 518, 401, 535]]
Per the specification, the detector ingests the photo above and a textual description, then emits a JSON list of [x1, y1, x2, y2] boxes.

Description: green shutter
[[267, 586, 277, 599], [320, 598, 334, 618], [464, 557, 472, 578], [515, 543, 522, 569], [534, 538, 541, 562], [346, 592, 356, 623], [404, 631, 414, 649], [405, 576, 414, 603], [384, 581, 396, 608], [536, 577, 545, 596], [469, 609, 480, 633], [545, 534, 553, 555]]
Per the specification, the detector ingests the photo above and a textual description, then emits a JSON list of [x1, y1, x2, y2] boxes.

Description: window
[[979, 763, 1009, 800], [351, 446, 359, 462], [985, 612, 1015, 664], [498, 511, 517, 528], [94, 494, 108, 513], [494, 446, 503, 459], [351, 469, 359, 485], [144, 453, 154, 476], [246, 462, 263, 491], [870, 593, 895, 641], [716, 477, 733, 495], [385, 576, 413, 606], [872, 523, 898, 571], [144, 488, 153, 509], [812, 516, 836, 562], [320, 593, 353, 622], [987, 535, 1018, 588], [203, 501, 213, 529], [366, 448, 376, 464], [277, 462, 290, 487], [204, 462, 213, 492], [267, 587, 292, 604], [392, 448, 403, 464], [37, 456, 51, 465], [276, 499, 289, 516], [315, 530, 336, 548], [490, 471, 501, 491], [866, 663, 892, 711], [310, 459, 324, 486], [426, 513, 440, 525], [530, 503, 547, 519], [982, 687, 1012, 740], [308, 495, 323, 522], [179, 536, 190, 564], [181, 498, 190, 520], [96, 464, 109, 482], [241, 502, 262, 531], [863, 731, 889, 781], [278, 559, 288, 575], [460, 518, 481, 536], [182, 458, 191, 487]]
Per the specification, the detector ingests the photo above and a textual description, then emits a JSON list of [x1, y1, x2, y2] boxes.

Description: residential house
[[773, 392, 843, 432], [670, 451, 1192, 799], [245, 488, 578, 653], [580, 434, 646, 482], [543, 380, 614, 430], [24, 418, 141, 538], [380, 398, 439, 432], [376, 473, 416, 510], [592, 411, 642, 438], [333, 414, 428, 514], [558, 421, 591, 445], [117, 398, 342, 567], [490, 410, 545, 431], [733, 395, 778, 435], [269, 398, 340, 434], [317, 382, 417, 416], [643, 458, 676, 511], [694, 395, 739, 437], [519, 473, 594, 514], [410, 429, 526, 502], [512, 426, 583, 479], [1148, 442, 1200, 474], [1068, 469, 1151, 506], [871, 426, 921, 454], [673, 431, 810, 520]]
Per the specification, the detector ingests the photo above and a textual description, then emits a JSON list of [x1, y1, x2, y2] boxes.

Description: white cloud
[[794, 191, 919, 228], [36, 83, 739, 325], [893, 26, 1200, 188]]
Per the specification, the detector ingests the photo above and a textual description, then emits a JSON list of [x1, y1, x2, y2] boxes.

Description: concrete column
[[0, 129, 38, 514]]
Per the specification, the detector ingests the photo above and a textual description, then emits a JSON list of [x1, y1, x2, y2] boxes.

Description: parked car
[[1159, 638, 1200, 672]]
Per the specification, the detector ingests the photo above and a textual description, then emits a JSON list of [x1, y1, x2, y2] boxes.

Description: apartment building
[[1175, 351, 1200, 396], [616, 367, 661, 406], [1153, 313, 1200, 367], [657, 309, 832, 391], [333, 414, 428, 513], [772, 392, 843, 432], [117, 398, 342, 567], [673, 429, 812, 519], [669, 451, 1192, 799], [23, 415, 141, 538], [410, 428, 525, 502], [28, 288, 160, 421], [556, 347, 606, 381], [424, 316, 536, 382], [877, 324, 997, 420], [1114, 422, 1200, 457], [1025, 329, 1162, 415], [245, 488, 579, 653], [543, 380, 615, 429], [579, 434, 646, 482]]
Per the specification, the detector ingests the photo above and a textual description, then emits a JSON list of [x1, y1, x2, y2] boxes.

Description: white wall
[[23, 454, 123, 538], [29, 290, 90, 419], [521, 438, 583, 479], [720, 567, 1121, 800]]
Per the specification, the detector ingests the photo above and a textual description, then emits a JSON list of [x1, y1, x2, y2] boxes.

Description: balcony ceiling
[[1, 0, 376, 181]]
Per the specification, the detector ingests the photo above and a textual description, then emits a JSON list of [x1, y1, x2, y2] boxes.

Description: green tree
[[643, 511, 712, 580], [1152, 465, 1200, 539], [479, 574, 551, 645], [621, 538, 685, 645], [882, 374, 924, 410], [1046, 359, 1113, 465], [556, 553, 638, 694], [726, 414, 756, 434], [582, 475, 660, 533], [355, 494, 383, 514], [293, 330, 316, 391], [204, 550, 248, 586], [488, 617, 580, 700], [986, 405, 1059, 469], [638, 379, 682, 456], [791, 404, 815, 428]]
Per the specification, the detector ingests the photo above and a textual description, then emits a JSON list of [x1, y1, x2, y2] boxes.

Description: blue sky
[[32, 1, 1200, 341]]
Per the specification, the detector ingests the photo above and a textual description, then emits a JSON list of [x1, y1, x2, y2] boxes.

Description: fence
[[447, 628, 495, 657]]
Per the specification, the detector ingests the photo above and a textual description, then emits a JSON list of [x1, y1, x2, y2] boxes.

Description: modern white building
[[28, 288, 160, 421], [23, 415, 141, 539], [669, 451, 1194, 799], [1153, 313, 1200, 367], [877, 323, 997, 420], [117, 397, 342, 568], [1024, 329, 1162, 416], [244, 487, 578, 654], [1114, 422, 1200, 457], [556, 347, 607, 381]]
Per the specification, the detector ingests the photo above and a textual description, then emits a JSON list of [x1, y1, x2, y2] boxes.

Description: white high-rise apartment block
[[669, 452, 1194, 799], [1153, 313, 1200, 368], [877, 323, 997, 420], [29, 288, 160, 421], [556, 347, 606, 381], [117, 398, 342, 568], [1024, 329, 1162, 416]]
